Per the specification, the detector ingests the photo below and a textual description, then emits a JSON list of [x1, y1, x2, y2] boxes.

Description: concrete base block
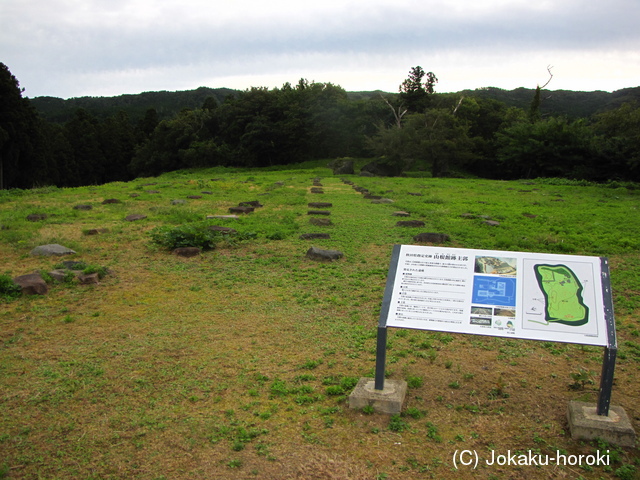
[[348, 377, 407, 415], [567, 401, 636, 447]]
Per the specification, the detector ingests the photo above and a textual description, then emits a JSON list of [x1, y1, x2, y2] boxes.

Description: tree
[[0, 63, 46, 189], [399, 66, 438, 113]]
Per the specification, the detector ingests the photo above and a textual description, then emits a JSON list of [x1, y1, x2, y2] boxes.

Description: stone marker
[[207, 215, 238, 220], [102, 198, 122, 204], [30, 244, 76, 256], [371, 198, 394, 204], [567, 401, 636, 447], [187, 195, 202, 199], [306, 246, 343, 261], [408, 192, 423, 196], [307, 210, 331, 216], [308, 202, 332, 208], [125, 214, 147, 221], [209, 226, 237, 234], [26, 213, 48, 222], [348, 378, 408, 415], [172, 247, 202, 257], [239, 201, 263, 208], [84, 228, 109, 235], [13, 273, 48, 295], [73, 204, 92, 210], [392, 211, 411, 217], [363, 194, 382, 200], [78, 273, 100, 285], [171, 199, 186, 205], [310, 187, 324, 194], [413, 232, 451, 244], [396, 220, 425, 228], [229, 206, 254, 214], [309, 218, 332, 226], [299, 233, 331, 240]]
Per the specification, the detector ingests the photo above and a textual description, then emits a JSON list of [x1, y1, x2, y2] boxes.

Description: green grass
[[1, 161, 639, 479]]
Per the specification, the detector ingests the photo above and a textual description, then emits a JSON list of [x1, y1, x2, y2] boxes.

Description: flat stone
[[73, 204, 92, 210], [308, 202, 332, 208], [102, 198, 122, 204], [229, 206, 254, 214], [371, 198, 394, 204], [309, 218, 333, 226], [30, 244, 76, 256], [239, 201, 263, 208], [207, 215, 238, 220], [299, 233, 331, 240], [78, 272, 100, 284], [171, 199, 186, 205], [125, 214, 147, 221], [187, 195, 202, 199], [307, 210, 331, 216], [84, 228, 109, 235], [483, 220, 500, 226], [209, 226, 237, 234], [13, 273, 48, 295], [310, 188, 324, 194], [348, 378, 408, 415], [306, 246, 343, 261], [26, 213, 48, 222], [396, 220, 425, 228], [363, 194, 382, 199], [172, 247, 202, 257], [392, 211, 411, 217], [567, 401, 636, 447], [414, 232, 451, 244]]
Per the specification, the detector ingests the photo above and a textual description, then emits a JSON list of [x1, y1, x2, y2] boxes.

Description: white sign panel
[[384, 245, 610, 346]]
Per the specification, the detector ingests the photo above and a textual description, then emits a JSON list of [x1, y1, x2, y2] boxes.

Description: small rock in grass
[[306, 246, 343, 261], [30, 244, 76, 256], [396, 220, 425, 228], [12, 273, 48, 295], [172, 247, 202, 257], [413, 233, 450, 244]]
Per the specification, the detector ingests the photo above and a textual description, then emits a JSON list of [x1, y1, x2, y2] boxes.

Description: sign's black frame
[[375, 245, 618, 416]]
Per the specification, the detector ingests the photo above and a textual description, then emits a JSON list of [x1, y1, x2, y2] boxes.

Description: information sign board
[[382, 245, 614, 347]]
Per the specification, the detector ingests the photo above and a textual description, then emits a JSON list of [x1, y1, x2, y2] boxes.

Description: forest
[[1, 62, 639, 189]]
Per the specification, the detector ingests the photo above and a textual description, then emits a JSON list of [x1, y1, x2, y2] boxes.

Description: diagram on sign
[[532, 264, 589, 326], [471, 276, 517, 307]]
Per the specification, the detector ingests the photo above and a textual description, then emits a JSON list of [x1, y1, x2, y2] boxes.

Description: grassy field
[[1, 162, 639, 479]]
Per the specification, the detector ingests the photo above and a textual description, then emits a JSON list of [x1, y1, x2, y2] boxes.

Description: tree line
[[1, 62, 639, 189]]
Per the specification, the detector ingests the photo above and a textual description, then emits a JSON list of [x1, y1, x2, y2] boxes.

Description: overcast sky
[[2, 0, 639, 99]]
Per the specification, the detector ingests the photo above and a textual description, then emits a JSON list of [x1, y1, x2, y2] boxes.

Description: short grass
[[1, 162, 639, 479]]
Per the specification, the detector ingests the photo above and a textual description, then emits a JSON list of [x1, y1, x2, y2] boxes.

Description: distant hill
[[31, 85, 639, 124], [456, 86, 640, 119], [30, 86, 237, 123]]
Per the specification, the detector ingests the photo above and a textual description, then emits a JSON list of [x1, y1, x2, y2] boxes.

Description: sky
[[1, 0, 639, 99]]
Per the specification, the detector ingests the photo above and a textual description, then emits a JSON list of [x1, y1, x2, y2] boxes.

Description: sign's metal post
[[374, 327, 387, 390], [597, 257, 617, 416], [374, 245, 402, 391], [597, 346, 617, 416]]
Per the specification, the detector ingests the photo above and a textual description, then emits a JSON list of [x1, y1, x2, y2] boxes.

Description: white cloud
[[1, 0, 638, 98]]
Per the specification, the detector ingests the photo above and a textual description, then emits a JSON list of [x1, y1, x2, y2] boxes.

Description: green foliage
[[148, 222, 223, 250], [0, 274, 21, 301]]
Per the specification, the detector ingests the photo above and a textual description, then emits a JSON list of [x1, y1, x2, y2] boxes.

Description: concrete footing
[[567, 401, 636, 447], [348, 378, 407, 414]]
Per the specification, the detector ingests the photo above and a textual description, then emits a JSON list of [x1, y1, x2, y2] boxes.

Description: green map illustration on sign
[[533, 264, 589, 327]]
